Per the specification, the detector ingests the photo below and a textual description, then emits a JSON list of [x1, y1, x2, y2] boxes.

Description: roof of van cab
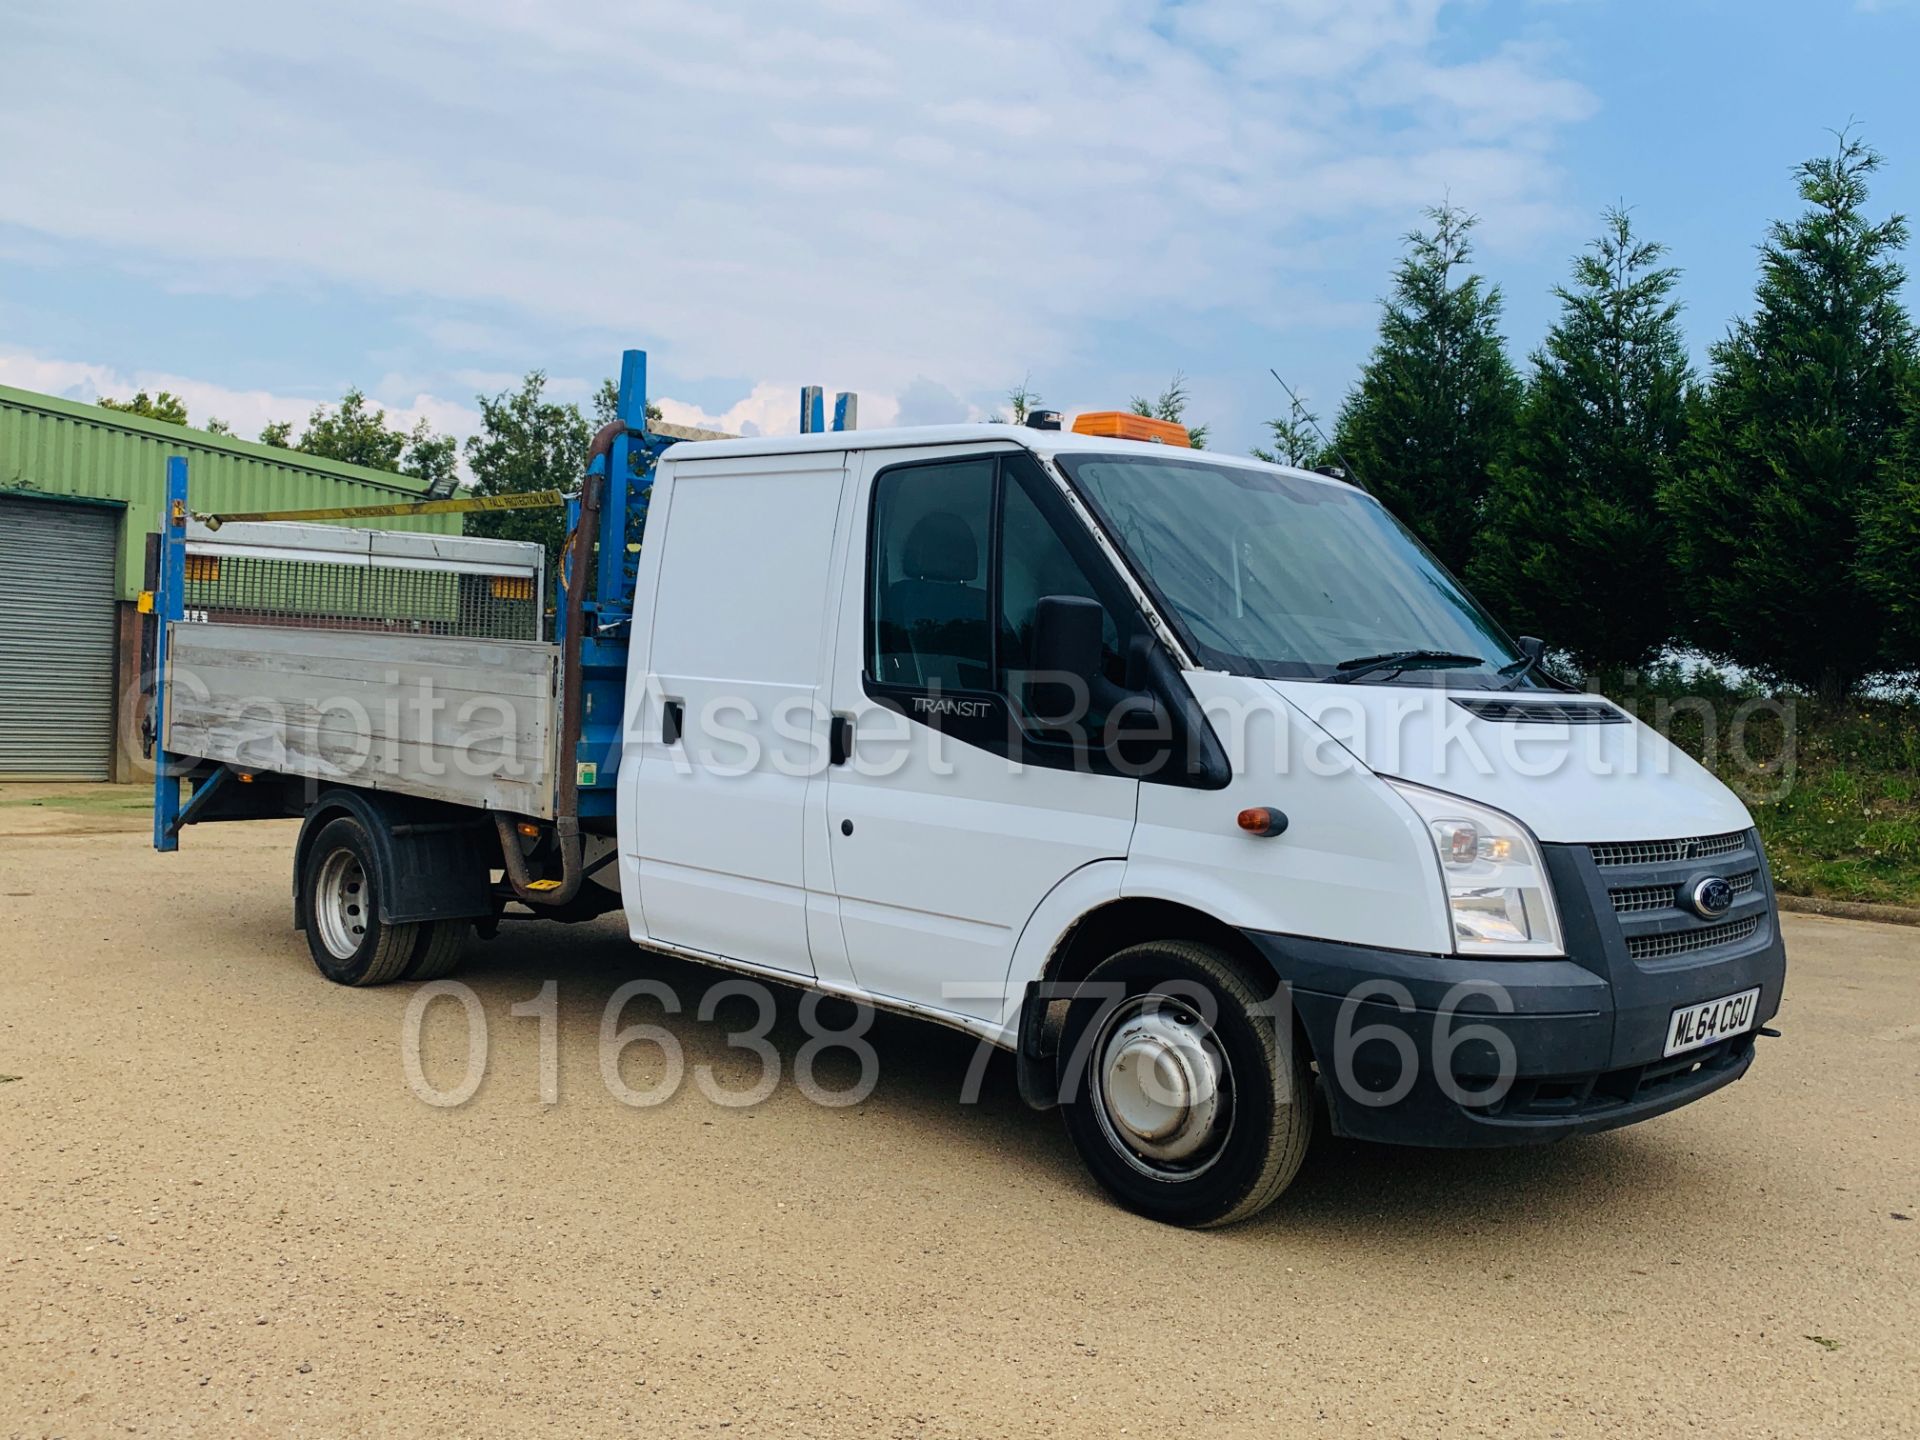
[[657, 423, 1354, 490]]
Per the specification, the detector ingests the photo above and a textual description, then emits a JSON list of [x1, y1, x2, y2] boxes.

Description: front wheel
[[1058, 941, 1311, 1228], [299, 817, 420, 986]]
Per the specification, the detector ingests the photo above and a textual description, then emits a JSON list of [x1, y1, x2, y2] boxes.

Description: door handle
[[661, 698, 684, 746], [829, 713, 853, 766]]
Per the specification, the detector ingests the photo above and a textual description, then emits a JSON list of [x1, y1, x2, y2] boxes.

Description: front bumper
[[1246, 837, 1788, 1148]]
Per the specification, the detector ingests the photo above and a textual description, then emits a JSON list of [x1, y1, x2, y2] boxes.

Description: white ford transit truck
[[149, 350, 1787, 1227]]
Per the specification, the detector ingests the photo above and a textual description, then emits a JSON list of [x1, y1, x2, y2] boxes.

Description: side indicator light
[[1237, 807, 1289, 838]]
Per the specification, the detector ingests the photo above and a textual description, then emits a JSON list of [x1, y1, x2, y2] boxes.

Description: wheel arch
[[293, 787, 496, 928], [1011, 889, 1312, 1111]]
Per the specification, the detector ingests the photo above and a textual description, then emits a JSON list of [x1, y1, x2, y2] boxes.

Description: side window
[[868, 458, 994, 692], [999, 473, 1126, 730]]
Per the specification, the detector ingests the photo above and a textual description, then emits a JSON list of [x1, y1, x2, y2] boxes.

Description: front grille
[[1590, 832, 1746, 868], [1452, 697, 1627, 724], [1627, 916, 1760, 960], [1610, 883, 1676, 913], [1608, 869, 1757, 915]]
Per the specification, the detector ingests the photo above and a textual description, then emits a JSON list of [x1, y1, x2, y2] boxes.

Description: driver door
[[819, 446, 1142, 1027]]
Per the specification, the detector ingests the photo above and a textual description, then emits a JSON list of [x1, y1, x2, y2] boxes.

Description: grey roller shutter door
[[0, 497, 120, 780]]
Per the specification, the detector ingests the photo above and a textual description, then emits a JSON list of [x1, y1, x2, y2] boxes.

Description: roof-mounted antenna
[[1267, 368, 1369, 494]]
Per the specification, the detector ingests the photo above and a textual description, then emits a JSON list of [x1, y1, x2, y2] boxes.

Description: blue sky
[[3, 0, 1917, 457]]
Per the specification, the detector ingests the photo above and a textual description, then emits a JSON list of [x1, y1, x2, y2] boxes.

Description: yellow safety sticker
[[526, 878, 563, 892]]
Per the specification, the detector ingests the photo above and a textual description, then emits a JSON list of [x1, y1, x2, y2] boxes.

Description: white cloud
[[0, 1, 1595, 413], [654, 382, 901, 437], [0, 346, 479, 450], [0, 343, 903, 461]]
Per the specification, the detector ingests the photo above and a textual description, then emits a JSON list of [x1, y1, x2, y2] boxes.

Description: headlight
[[1387, 779, 1564, 957]]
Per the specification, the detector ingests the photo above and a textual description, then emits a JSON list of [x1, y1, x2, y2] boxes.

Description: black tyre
[[298, 817, 419, 986], [403, 920, 469, 981], [1058, 940, 1311, 1228]]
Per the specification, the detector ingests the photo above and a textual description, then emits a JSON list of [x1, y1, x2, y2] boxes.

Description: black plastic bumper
[[1246, 927, 1787, 1148]]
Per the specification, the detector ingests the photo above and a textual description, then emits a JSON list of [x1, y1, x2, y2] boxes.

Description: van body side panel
[[626, 450, 849, 975]]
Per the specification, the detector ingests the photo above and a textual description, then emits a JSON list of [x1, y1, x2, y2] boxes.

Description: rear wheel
[[299, 817, 418, 986], [1058, 940, 1311, 1228], [403, 920, 469, 981]]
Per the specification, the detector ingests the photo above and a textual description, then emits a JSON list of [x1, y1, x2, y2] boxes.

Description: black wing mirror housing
[[1027, 595, 1104, 723]]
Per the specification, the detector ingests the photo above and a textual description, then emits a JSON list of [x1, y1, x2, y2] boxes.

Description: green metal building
[[0, 384, 459, 782]]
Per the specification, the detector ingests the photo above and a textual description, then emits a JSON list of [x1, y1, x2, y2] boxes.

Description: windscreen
[[1057, 454, 1525, 681]]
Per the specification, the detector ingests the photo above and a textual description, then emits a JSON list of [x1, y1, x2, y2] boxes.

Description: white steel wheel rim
[[314, 848, 372, 960], [1090, 993, 1235, 1182]]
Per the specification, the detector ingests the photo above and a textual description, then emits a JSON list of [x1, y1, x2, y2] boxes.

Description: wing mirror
[[1031, 595, 1103, 681], [1028, 595, 1104, 722]]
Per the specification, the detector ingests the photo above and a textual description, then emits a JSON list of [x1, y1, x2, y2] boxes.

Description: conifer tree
[[1330, 204, 1520, 573], [1470, 209, 1692, 672], [1858, 388, 1920, 673], [1663, 132, 1915, 698]]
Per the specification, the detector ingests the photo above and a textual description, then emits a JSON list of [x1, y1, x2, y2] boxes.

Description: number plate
[[1664, 986, 1760, 1057]]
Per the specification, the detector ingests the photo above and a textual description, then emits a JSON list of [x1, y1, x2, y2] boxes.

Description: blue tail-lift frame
[[152, 456, 238, 849]]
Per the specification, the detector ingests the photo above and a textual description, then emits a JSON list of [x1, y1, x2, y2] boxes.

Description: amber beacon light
[[1071, 411, 1193, 447]]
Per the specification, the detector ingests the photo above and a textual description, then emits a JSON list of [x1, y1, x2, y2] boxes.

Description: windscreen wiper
[[1497, 637, 1574, 692], [1498, 651, 1541, 689], [1325, 650, 1488, 684]]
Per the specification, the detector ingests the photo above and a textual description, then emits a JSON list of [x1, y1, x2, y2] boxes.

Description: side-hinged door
[[821, 444, 1146, 1025], [627, 448, 850, 976]]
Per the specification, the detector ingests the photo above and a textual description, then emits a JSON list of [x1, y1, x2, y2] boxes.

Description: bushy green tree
[[296, 388, 409, 471], [1330, 204, 1521, 573], [1858, 387, 1920, 672], [1471, 209, 1692, 673], [464, 372, 589, 574], [98, 390, 189, 425], [1663, 133, 1915, 699], [274, 388, 455, 491], [400, 422, 459, 495], [1129, 372, 1208, 448]]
